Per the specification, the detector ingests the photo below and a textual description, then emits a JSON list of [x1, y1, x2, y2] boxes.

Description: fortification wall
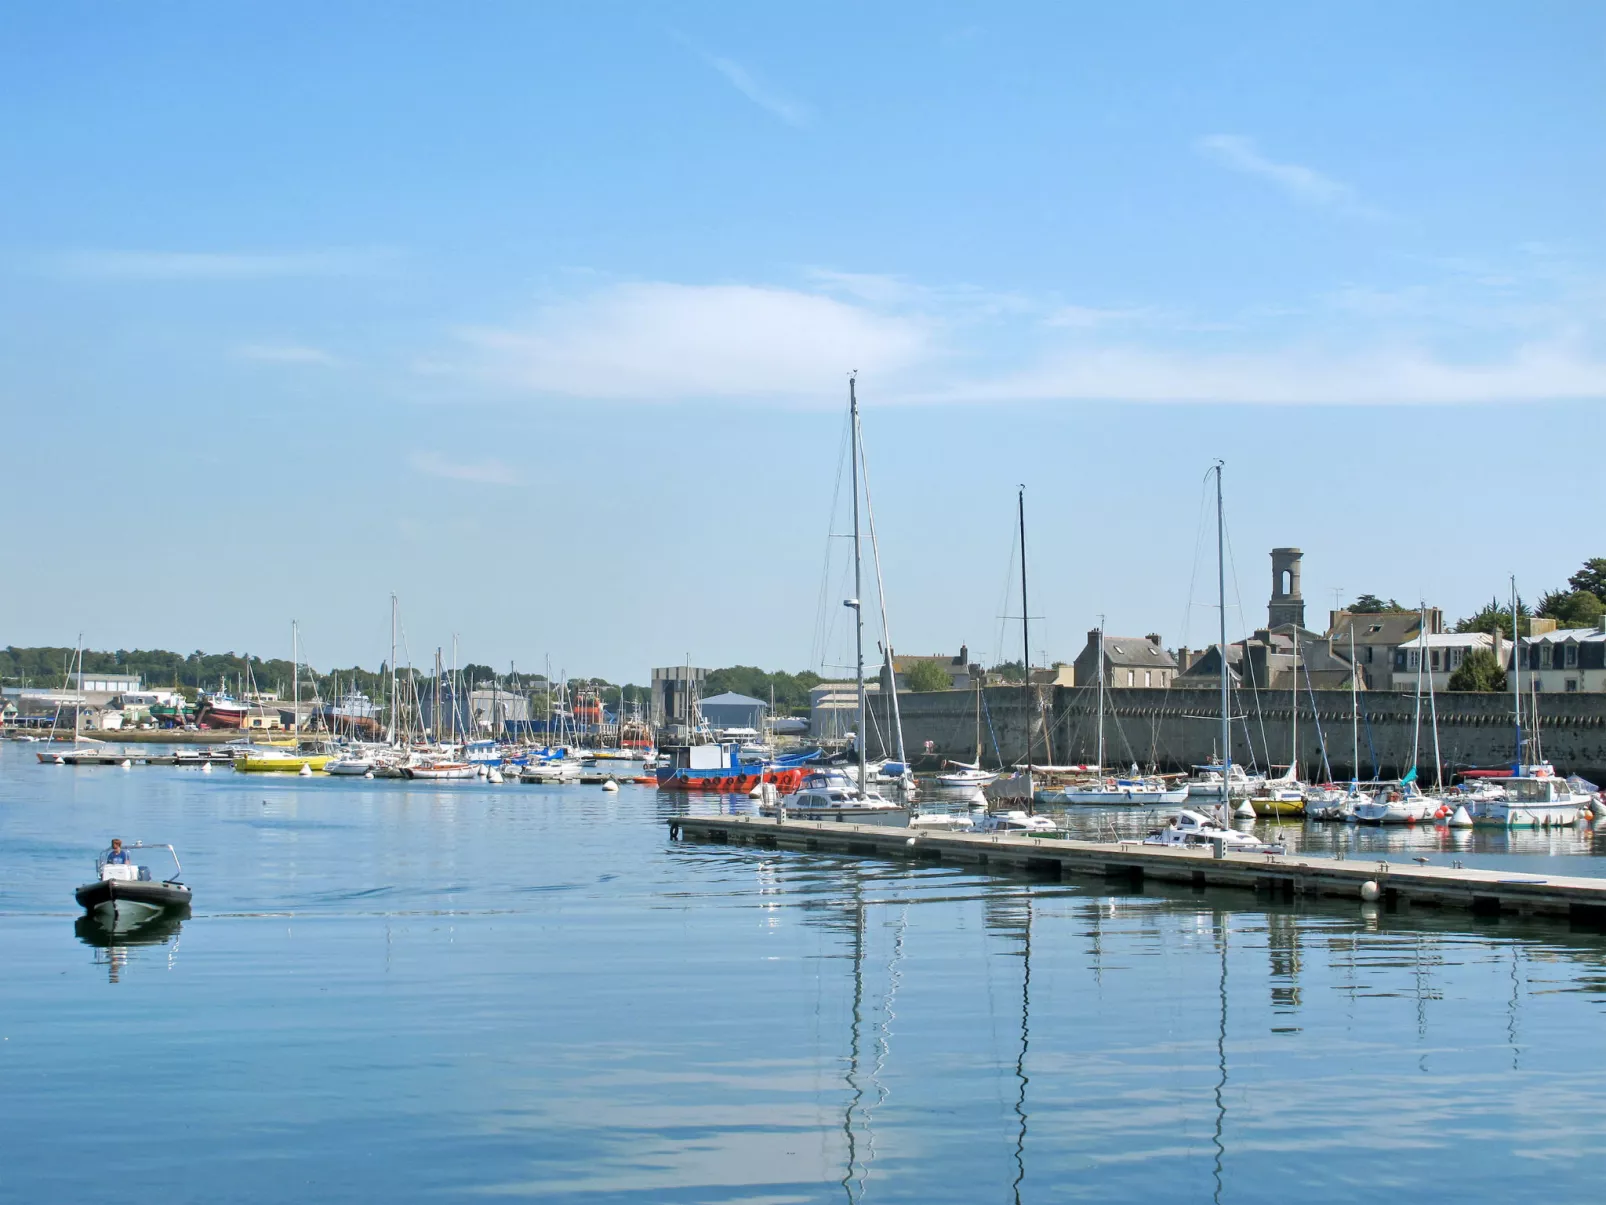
[[884, 685, 1606, 782]]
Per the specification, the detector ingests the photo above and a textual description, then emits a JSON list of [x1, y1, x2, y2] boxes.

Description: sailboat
[[1247, 630, 1307, 817], [936, 677, 997, 789], [983, 488, 1044, 808], [1481, 579, 1595, 826], [766, 375, 904, 824], [1353, 607, 1437, 823]]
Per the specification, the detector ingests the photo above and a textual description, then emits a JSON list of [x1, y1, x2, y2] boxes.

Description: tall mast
[[72, 633, 83, 748], [1511, 576, 1523, 772], [1411, 607, 1424, 778], [388, 594, 397, 745], [1215, 463, 1230, 789], [1349, 626, 1359, 785], [1095, 619, 1106, 773], [293, 620, 299, 745], [1290, 628, 1298, 780], [854, 392, 907, 769], [1019, 485, 1034, 796], [848, 374, 867, 795], [1425, 604, 1443, 792]]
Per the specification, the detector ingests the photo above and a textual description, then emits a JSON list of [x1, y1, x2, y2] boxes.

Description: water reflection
[[74, 907, 188, 983]]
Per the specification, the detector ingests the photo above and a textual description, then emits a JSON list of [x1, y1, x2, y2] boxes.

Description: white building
[[1518, 623, 1606, 692], [1391, 632, 1503, 692]]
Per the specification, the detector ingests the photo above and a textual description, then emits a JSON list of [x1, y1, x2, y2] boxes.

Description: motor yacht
[[973, 809, 1058, 834], [761, 768, 907, 825], [1143, 810, 1286, 854]]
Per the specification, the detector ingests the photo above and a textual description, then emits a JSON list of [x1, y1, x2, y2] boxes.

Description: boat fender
[[1360, 880, 1381, 902]]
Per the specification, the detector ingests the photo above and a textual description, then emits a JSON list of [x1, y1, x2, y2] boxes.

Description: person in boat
[[104, 839, 130, 864]]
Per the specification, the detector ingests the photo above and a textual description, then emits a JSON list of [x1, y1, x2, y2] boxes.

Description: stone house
[[1073, 630, 1177, 690]]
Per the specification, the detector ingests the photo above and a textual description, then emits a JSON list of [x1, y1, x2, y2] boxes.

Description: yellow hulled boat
[[234, 752, 335, 773]]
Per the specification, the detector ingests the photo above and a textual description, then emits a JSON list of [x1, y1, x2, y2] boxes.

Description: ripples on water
[[3, 745, 1606, 1203]]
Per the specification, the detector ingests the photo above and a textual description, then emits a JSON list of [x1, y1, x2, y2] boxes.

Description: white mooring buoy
[[298, 763, 313, 777], [1234, 801, 1257, 820], [488, 768, 504, 784], [364, 770, 375, 779], [121, 759, 132, 769], [1360, 880, 1381, 902], [202, 762, 212, 773], [602, 778, 619, 792], [1450, 805, 1474, 828]]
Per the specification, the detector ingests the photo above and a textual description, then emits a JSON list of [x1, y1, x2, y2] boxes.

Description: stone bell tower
[[1269, 547, 1305, 629]]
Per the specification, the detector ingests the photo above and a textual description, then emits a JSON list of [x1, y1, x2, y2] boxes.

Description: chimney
[[1145, 633, 1162, 647]]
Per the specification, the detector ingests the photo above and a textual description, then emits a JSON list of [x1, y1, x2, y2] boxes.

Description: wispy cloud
[[235, 342, 340, 366], [1195, 135, 1380, 218], [442, 255, 1606, 408], [409, 452, 520, 486], [674, 32, 811, 128], [48, 248, 395, 280], [458, 282, 925, 403]]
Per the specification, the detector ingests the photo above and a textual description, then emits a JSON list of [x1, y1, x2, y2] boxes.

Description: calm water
[[5, 744, 1606, 1203]]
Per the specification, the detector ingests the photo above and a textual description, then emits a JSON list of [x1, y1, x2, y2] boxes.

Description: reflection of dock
[[667, 815, 1606, 925]]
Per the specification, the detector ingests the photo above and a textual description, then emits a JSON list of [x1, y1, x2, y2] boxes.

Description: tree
[[1351, 594, 1409, 613], [903, 659, 954, 692], [1568, 558, 1606, 602], [990, 660, 1026, 683], [1537, 588, 1605, 629], [1447, 648, 1507, 692], [1456, 597, 1531, 636]]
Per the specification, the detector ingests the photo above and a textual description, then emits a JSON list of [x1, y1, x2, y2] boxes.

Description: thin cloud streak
[[449, 273, 1606, 408], [409, 452, 520, 486], [1195, 135, 1381, 218], [235, 343, 340, 366], [48, 248, 396, 280]]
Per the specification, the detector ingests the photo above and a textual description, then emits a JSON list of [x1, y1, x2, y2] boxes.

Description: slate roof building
[[1073, 630, 1177, 690]]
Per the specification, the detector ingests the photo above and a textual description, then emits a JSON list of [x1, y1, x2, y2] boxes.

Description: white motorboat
[[1143, 810, 1286, 854], [1185, 764, 1266, 802], [762, 768, 906, 825], [1040, 768, 1190, 806], [908, 809, 977, 831], [973, 809, 1058, 834], [1482, 771, 1593, 827], [407, 760, 478, 780], [1352, 782, 1437, 825], [519, 760, 581, 784], [934, 764, 998, 789]]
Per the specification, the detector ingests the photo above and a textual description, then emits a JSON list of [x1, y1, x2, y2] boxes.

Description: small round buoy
[[906, 837, 917, 847], [364, 770, 375, 780], [201, 762, 212, 773], [121, 759, 132, 769], [298, 763, 313, 777], [1360, 880, 1380, 902], [602, 779, 619, 792]]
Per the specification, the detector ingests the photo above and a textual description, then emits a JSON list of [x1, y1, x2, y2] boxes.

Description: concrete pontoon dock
[[667, 813, 1606, 926]]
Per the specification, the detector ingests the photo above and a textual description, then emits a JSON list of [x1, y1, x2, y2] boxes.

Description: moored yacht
[[761, 768, 907, 825], [1143, 810, 1286, 854]]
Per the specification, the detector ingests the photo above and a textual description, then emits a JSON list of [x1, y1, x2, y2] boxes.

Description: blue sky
[[3, 3, 1603, 681]]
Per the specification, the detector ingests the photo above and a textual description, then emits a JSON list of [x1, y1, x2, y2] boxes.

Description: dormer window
[[1566, 642, 1578, 668]]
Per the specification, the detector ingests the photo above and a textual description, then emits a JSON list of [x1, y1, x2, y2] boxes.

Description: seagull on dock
[[1412, 856, 1431, 865]]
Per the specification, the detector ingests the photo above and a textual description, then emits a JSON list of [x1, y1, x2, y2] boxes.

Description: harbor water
[[4, 743, 1606, 1202]]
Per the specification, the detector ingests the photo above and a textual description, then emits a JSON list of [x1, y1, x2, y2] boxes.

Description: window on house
[[1431, 650, 1440, 671], [1127, 670, 1135, 686], [1409, 650, 1419, 670], [1365, 647, 1374, 663], [1541, 645, 1553, 669], [1566, 643, 1578, 667], [1566, 678, 1579, 692], [1144, 670, 1151, 687]]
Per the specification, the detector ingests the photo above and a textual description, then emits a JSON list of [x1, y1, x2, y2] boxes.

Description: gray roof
[[1099, 637, 1177, 669], [1327, 613, 1421, 645], [701, 691, 767, 708]]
